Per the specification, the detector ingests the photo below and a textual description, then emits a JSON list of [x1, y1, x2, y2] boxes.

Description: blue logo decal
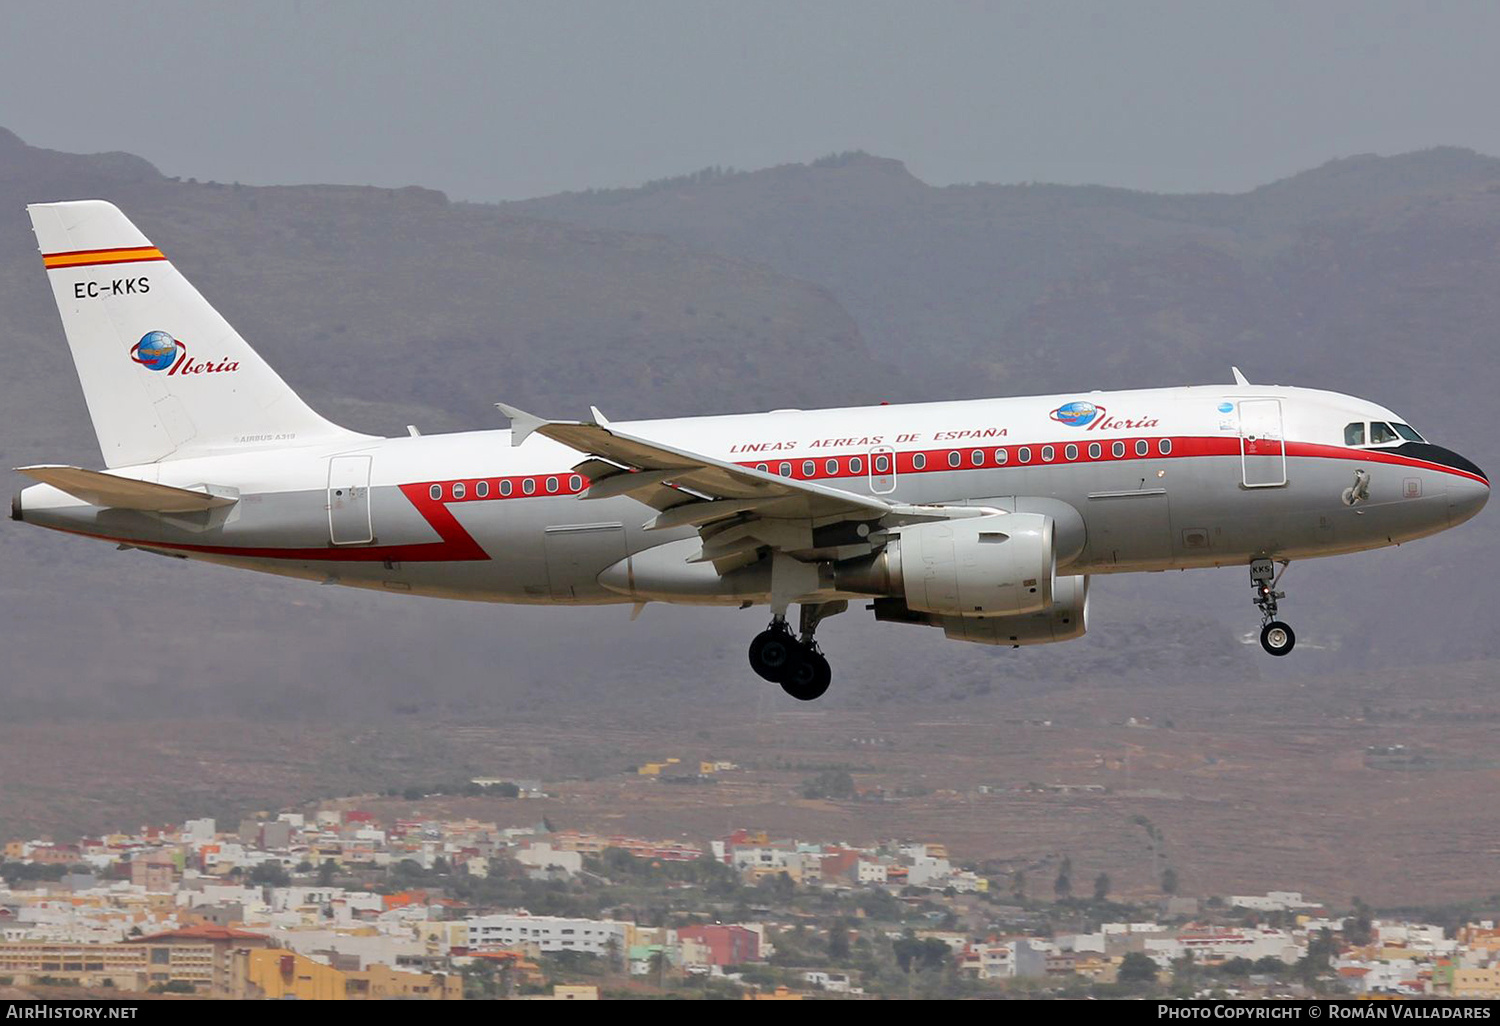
[[130, 330, 183, 372], [1217, 402, 1234, 413], [1050, 401, 1103, 428]]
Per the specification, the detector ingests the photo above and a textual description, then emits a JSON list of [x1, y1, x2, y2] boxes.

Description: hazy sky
[[2, 1, 1497, 202]]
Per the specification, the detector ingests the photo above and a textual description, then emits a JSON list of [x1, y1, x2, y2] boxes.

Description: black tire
[[749, 629, 794, 682], [1260, 620, 1296, 656], [780, 648, 832, 701]]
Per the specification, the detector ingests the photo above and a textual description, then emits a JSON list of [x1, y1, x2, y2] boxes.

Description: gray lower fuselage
[[17, 417, 1485, 608]]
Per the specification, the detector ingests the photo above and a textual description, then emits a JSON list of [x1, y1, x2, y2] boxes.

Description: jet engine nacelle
[[937, 574, 1089, 646], [835, 512, 1056, 617], [870, 574, 1090, 647]]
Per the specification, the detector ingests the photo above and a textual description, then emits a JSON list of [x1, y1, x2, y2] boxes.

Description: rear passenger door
[[328, 455, 374, 544]]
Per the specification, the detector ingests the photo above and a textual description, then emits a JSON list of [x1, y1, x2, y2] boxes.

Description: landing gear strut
[[1250, 558, 1296, 656], [748, 601, 844, 700]]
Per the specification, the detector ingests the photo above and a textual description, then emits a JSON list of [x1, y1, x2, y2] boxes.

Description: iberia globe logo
[[130, 330, 185, 371], [1050, 400, 1104, 427], [127, 332, 240, 377]]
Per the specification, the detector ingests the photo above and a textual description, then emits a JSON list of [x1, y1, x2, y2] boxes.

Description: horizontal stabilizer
[[16, 465, 238, 512]]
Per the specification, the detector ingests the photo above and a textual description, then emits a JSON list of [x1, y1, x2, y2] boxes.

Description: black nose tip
[[1398, 442, 1486, 483], [1441, 448, 1487, 484]]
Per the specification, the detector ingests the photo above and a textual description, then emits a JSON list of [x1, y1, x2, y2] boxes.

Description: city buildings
[[3, 804, 1498, 1001]]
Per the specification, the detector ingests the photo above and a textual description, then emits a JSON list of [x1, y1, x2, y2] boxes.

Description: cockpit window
[[1370, 422, 1399, 445], [1344, 422, 1366, 447], [1393, 423, 1424, 442]]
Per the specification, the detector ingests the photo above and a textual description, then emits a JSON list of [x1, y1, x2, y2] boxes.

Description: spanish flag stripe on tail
[[42, 246, 167, 269]]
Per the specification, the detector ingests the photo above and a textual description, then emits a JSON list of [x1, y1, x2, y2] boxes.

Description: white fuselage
[[16, 382, 1490, 608]]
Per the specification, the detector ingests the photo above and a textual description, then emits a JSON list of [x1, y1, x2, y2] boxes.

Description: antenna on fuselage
[[1231, 367, 1251, 386]]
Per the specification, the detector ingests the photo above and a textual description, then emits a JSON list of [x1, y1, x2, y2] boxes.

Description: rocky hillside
[[0, 131, 1495, 727]]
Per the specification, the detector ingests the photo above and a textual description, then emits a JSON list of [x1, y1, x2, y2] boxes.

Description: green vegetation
[[801, 769, 856, 800], [148, 981, 197, 994], [392, 780, 524, 801], [0, 862, 77, 885], [248, 862, 290, 887], [1118, 952, 1158, 985]]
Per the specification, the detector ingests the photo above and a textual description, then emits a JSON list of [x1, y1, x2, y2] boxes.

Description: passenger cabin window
[[779, 462, 792, 477], [994, 448, 1008, 465], [476, 481, 489, 498], [1112, 441, 1126, 458], [948, 451, 961, 468], [803, 460, 816, 477], [850, 457, 862, 474], [1370, 422, 1399, 445], [453, 482, 466, 499], [826, 459, 839, 475], [912, 453, 926, 470], [875, 454, 891, 473], [1065, 444, 1078, 461], [1018, 446, 1032, 463], [500, 480, 513, 497], [1344, 422, 1366, 447], [1088, 442, 1102, 459]]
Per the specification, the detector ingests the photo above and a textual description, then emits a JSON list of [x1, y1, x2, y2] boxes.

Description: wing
[[497, 404, 974, 575]]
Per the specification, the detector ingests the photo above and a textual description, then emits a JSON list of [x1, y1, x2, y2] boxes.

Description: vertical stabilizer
[[27, 200, 368, 467]]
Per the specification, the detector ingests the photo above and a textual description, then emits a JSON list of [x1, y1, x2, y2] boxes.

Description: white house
[[514, 842, 583, 878], [466, 914, 626, 955], [908, 857, 952, 888]]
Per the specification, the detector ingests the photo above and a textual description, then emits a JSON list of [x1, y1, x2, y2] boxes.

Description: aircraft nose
[[1446, 454, 1489, 527]]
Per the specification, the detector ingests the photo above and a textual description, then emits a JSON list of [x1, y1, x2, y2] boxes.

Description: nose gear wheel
[[1249, 558, 1297, 656]]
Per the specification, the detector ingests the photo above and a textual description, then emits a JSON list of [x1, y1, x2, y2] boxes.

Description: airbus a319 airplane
[[12, 201, 1490, 699]]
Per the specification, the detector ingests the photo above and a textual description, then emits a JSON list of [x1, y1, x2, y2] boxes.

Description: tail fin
[[27, 200, 367, 467]]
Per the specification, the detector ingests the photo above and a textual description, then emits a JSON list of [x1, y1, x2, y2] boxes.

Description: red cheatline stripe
[[1285, 441, 1487, 486], [41, 483, 488, 563], [727, 435, 1484, 485], [32, 439, 1485, 563]]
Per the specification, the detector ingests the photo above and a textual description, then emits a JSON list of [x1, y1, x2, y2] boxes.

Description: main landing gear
[[748, 601, 844, 701], [1249, 557, 1296, 657]]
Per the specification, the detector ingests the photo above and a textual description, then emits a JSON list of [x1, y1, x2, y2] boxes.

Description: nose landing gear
[[747, 601, 843, 700], [1250, 558, 1296, 656]]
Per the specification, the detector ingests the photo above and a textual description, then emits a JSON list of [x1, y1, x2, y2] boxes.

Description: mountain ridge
[[0, 128, 1493, 732]]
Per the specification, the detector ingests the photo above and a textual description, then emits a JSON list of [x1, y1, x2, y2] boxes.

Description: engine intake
[[834, 512, 1056, 617]]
